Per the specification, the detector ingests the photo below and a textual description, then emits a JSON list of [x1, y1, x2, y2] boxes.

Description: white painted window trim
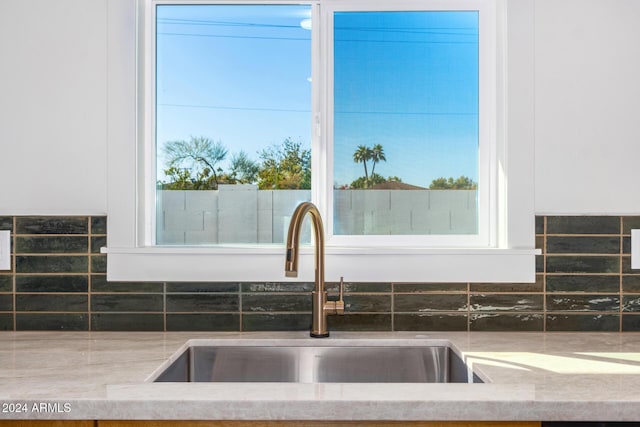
[[105, 0, 538, 283]]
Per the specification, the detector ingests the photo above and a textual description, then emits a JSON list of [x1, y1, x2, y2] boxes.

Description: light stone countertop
[[1, 331, 640, 422]]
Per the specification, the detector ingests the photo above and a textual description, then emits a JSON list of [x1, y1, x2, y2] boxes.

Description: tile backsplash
[[0, 215, 639, 332]]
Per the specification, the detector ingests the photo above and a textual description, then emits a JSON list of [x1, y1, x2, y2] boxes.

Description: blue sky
[[155, 5, 478, 188]]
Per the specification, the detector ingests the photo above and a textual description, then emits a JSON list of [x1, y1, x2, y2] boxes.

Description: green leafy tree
[[227, 150, 260, 184], [258, 138, 311, 189], [163, 136, 228, 189], [161, 167, 193, 190], [350, 173, 388, 189], [161, 166, 217, 190], [429, 177, 452, 189], [429, 175, 477, 190]]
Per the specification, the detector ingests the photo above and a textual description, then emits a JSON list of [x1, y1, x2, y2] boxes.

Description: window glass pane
[[333, 11, 479, 236], [155, 4, 312, 245]]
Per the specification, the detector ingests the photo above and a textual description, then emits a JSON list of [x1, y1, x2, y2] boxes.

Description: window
[[154, 4, 313, 245], [328, 7, 489, 247], [105, 0, 538, 283], [153, 1, 488, 247]]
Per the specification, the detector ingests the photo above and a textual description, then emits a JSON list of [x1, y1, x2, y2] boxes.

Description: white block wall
[[157, 188, 477, 244]]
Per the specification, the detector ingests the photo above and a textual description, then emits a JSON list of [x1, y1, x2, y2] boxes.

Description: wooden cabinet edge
[[0, 422, 95, 427], [96, 421, 542, 427]]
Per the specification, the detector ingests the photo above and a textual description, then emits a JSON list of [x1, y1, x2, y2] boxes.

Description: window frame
[[321, 0, 493, 248], [105, 0, 539, 283]]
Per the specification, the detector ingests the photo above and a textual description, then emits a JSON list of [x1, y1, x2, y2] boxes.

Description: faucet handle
[[323, 277, 346, 316]]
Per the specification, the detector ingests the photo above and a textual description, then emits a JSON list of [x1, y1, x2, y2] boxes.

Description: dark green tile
[[546, 216, 620, 235], [623, 236, 631, 254], [91, 313, 163, 331], [536, 255, 544, 273], [16, 217, 88, 235], [91, 255, 107, 273], [546, 275, 620, 293], [622, 296, 640, 312], [535, 216, 544, 234], [242, 294, 309, 312], [15, 236, 88, 254], [91, 294, 163, 312], [546, 256, 619, 274], [546, 314, 620, 332], [470, 278, 543, 293], [0, 275, 12, 292], [470, 294, 543, 312], [546, 236, 620, 254], [167, 282, 239, 293], [166, 294, 239, 312], [470, 314, 543, 332], [16, 294, 87, 312], [16, 313, 88, 331], [622, 216, 640, 234], [0, 294, 13, 311], [91, 275, 163, 293], [326, 282, 391, 293], [241, 282, 314, 293], [0, 314, 13, 330], [394, 294, 467, 312], [622, 275, 640, 293], [394, 283, 467, 293], [621, 257, 636, 274], [327, 314, 392, 331], [242, 313, 310, 331], [0, 217, 13, 231], [16, 275, 88, 293], [622, 314, 640, 332], [547, 294, 620, 312], [91, 236, 106, 254], [16, 256, 88, 274], [394, 313, 467, 331], [167, 313, 240, 331], [90, 217, 107, 234], [342, 295, 390, 312], [536, 236, 545, 253]]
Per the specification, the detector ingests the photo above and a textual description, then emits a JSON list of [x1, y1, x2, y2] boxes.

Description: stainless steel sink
[[150, 344, 484, 383]]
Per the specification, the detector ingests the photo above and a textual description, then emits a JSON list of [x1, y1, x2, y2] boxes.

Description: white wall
[[0, 0, 108, 215], [1, 0, 639, 216], [534, 0, 640, 214]]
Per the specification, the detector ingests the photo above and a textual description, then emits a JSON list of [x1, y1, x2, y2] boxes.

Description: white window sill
[[104, 246, 540, 283]]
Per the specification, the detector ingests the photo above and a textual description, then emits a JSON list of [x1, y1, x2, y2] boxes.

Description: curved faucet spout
[[285, 202, 343, 337], [285, 202, 324, 282]]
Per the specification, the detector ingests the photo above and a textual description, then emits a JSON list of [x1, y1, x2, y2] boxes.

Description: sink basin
[[150, 344, 484, 383]]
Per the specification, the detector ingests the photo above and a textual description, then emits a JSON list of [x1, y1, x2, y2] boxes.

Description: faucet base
[[310, 332, 330, 338]]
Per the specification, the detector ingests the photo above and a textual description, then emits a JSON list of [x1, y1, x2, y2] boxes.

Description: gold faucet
[[285, 202, 344, 338]]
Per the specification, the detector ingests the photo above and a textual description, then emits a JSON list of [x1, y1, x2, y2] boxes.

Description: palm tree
[[370, 144, 386, 177], [353, 145, 372, 186]]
